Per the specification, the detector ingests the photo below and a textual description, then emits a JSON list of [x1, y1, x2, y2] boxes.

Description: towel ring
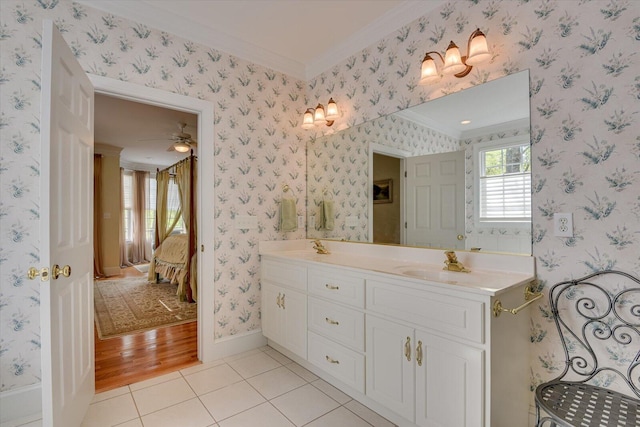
[[282, 183, 296, 197]]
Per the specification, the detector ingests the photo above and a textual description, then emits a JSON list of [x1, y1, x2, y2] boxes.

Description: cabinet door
[[281, 287, 307, 359], [366, 315, 415, 421], [262, 282, 283, 343], [415, 330, 484, 427]]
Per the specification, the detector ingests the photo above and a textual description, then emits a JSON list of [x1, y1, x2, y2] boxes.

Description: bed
[[150, 234, 197, 302]]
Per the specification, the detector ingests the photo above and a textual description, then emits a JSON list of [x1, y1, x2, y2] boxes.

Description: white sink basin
[[397, 268, 480, 284]]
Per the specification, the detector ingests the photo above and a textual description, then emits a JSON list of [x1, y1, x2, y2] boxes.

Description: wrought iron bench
[[535, 270, 640, 426]]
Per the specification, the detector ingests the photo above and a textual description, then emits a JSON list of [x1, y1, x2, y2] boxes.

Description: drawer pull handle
[[416, 340, 423, 367], [325, 317, 339, 325], [325, 284, 340, 290], [281, 293, 285, 309], [276, 293, 282, 308], [404, 336, 411, 362], [325, 355, 340, 364]]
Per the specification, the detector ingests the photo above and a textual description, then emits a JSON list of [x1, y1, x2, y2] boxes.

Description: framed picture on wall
[[373, 179, 393, 204]]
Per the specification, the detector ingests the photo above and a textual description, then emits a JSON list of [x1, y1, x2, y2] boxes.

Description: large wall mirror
[[307, 70, 531, 255]]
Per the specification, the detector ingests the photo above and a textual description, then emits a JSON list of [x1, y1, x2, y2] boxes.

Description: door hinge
[[404, 171, 407, 178], [201, 244, 205, 252], [405, 222, 407, 228]]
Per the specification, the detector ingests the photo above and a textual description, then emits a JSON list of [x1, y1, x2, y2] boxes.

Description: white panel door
[[262, 282, 283, 343], [415, 330, 484, 427], [40, 20, 95, 426], [406, 151, 465, 249], [365, 315, 415, 421], [281, 288, 307, 359]]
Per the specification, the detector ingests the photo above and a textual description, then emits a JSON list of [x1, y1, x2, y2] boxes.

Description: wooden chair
[[535, 270, 640, 426]]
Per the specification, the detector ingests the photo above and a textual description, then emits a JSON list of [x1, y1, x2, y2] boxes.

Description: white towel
[[280, 197, 298, 232]]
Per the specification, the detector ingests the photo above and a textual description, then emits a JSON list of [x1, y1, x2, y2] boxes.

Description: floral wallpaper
[[0, 0, 307, 392], [0, 0, 638, 415]]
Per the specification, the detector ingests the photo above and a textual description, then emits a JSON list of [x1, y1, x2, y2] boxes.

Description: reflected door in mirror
[[406, 151, 465, 249]]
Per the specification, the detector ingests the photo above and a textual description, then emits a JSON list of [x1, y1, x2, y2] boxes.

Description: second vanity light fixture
[[301, 98, 338, 129], [419, 28, 491, 84]]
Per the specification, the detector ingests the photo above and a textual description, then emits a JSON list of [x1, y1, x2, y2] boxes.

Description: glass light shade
[[442, 41, 466, 75], [465, 30, 491, 66], [174, 141, 190, 153], [325, 98, 339, 120], [301, 108, 315, 129], [313, 103, 326, 124], [419, 54, 439, 84]]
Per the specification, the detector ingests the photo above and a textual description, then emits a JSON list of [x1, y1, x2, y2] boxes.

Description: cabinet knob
[[404, 337, 411, 362], [416, 340, 423, 367]]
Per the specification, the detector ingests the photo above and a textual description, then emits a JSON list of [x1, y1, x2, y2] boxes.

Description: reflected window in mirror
[[475, 137, 531, 226]]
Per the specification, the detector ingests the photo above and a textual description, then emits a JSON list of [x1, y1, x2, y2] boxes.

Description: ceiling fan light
[[174, 141, 191, 153], [465, 29, 491, 66], [442, 41, 466, 75]]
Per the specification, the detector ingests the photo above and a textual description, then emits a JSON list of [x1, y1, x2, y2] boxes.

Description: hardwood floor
[[94, 266, 199, 393]]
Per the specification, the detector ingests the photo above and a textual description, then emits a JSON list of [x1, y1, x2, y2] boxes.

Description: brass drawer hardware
[[493, 283, 542, 317], [325, 355, 340, 364], [325, 317, 339, 325], [325, 283, 339, 290], [276, 293, 283, 308], [416, 341, 423, 366], [404, 336, 411, 361]]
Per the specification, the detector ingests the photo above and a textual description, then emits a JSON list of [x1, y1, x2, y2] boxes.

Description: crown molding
[[79, 0, 444, 81], [305, 1, 445, 80], [95, 142, 124, 157], [80, 0, 307, 80]]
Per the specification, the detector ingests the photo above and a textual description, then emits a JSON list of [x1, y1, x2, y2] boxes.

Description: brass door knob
[[27, 267, 49, 281], [51, 264, 71, 280]]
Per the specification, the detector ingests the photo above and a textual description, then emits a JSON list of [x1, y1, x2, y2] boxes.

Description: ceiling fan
[[166, 122, 197, 152]]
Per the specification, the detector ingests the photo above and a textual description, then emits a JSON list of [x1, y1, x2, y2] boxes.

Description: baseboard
[[0, 384, 42, 425], [209, 329, 267, 360], [103, 266, 121, 277]]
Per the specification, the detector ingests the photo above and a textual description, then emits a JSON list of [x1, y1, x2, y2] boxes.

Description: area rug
[[94, 276, 197, 339]]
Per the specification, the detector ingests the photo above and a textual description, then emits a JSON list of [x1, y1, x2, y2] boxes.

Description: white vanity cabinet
[[259, 248, 533, 427], [260, 259, 307, 359]]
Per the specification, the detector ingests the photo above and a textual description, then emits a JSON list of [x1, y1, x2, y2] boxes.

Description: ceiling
[[95, 94, 197, 167], [80, 0, 445, 80]]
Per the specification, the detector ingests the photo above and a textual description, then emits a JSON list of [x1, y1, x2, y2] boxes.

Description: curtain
[[148, 170, 181, 280], [175, 157, 197, 301], [119, 168, 132, 267], [93, 155, 105, 278], [130, 170, 149, 264]]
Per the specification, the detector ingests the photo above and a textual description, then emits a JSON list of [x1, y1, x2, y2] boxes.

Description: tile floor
[[7, 346, 396, 427]]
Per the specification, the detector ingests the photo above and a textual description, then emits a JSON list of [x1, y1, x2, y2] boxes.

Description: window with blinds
[[477, 139, 531, 224]]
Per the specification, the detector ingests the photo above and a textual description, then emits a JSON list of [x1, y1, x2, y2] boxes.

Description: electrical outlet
[[554, 212, 573, 237], [297, 216, 305, 229], [309, 216, 316, 230]]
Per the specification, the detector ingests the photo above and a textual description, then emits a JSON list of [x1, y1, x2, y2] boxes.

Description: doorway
[[89, 74, 216, 385], [93, 94, 201, 391]]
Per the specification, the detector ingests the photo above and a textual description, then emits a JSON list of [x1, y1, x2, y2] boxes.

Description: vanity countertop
[[259, 240, 536, 297]]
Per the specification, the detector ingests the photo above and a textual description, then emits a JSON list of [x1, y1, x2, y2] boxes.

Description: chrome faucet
[[312, 239, 330, 254], [443, 250, 470, 272]]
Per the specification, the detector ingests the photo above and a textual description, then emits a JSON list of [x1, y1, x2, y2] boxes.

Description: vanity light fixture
[[419, 28, 491, 84], [301, 98, 339, 129]]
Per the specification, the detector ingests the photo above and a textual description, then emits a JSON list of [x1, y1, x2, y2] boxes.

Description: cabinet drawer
[[308, 297, 364, 351], [367, 279, 484, 343], [308, 268, 365, 308], [308, 331, 365, 393], [261, 258, 307, 291]]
